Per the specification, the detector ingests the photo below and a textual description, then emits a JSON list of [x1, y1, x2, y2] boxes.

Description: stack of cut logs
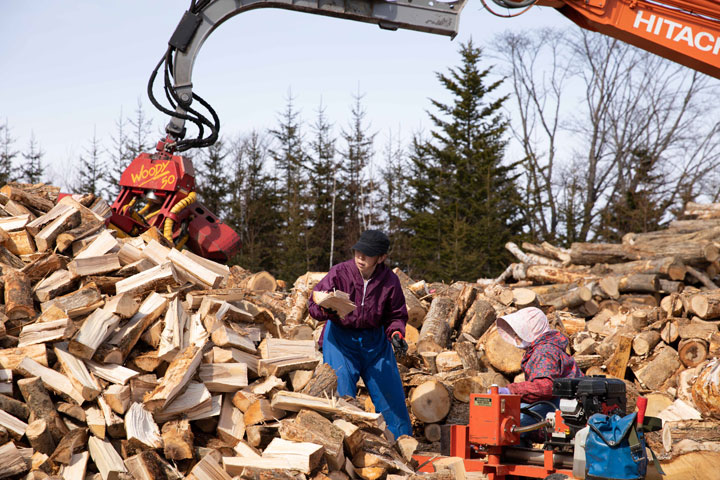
[[0, 183, 449, 480], [3, 181, 720, 480]]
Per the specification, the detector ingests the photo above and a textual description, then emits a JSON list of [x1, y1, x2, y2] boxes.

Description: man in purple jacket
[[308, 230, 412, 438]]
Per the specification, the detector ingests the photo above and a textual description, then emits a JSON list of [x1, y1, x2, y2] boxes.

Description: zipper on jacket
[[361, 278, 370, 306]]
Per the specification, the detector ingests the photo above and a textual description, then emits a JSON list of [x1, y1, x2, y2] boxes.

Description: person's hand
[[486, 387, 511, 395], [391, 331, 408, 357], [322, 306, 339, 318]]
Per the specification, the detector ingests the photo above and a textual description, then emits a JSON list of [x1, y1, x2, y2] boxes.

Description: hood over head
[[497, 307, 551, 349]]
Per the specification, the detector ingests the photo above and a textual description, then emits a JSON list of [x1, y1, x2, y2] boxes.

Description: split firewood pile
[[389, 200, 720, 477], [4, 181, 720, 480], [0, 183, 455, 480]]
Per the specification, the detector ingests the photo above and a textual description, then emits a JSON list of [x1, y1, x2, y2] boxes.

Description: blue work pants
[[322, 321, 412, 438]]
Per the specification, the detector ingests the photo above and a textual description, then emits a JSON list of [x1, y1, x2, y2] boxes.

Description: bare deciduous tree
[[494, 28, 720, 244]]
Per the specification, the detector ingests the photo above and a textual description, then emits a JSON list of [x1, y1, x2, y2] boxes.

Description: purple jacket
[[308, 259, 408, 340]]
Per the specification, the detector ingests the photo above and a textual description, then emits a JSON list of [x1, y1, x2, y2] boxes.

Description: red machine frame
[[413, 387, 577, 480]]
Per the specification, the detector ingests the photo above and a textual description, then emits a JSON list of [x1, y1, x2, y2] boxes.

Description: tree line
[[2, 31, 719, 284]]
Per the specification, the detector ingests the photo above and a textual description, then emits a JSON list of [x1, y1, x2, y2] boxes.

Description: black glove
[[391, 331, 408, 357], [322, 306, 339, 318]]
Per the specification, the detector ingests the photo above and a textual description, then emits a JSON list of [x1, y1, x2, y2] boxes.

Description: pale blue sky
[[1, 1, 563, 184]]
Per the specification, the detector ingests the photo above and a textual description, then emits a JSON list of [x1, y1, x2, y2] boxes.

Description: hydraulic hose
[[513, 420, 551, 434], [145, 208, 163, 221], [164, 192, 196, 244], [138, 203, 151, 217], [491, 0, 535, 7], [121, 197, 137, 215]]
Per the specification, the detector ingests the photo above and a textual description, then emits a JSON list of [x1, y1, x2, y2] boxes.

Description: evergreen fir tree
[[339, 92, 376, 252], [269, 93, 309, 281], [0, 120, 18, 186], [228, 132, 282, 272], [21, 133, 45, 184], [196, 138, 230, 218], [109, 102, 152, 199], [403, 40, 524, 281], [380, 129, 408, 265], [74, 128, 108, 197], [307, 102, 339, 270]]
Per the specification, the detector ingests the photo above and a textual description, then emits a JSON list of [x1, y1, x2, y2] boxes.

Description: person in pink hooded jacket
[[494, 307, 583, 429]]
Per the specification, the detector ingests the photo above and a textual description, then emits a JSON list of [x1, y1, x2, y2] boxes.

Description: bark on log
[[570, 242, 637, 265], [620, 294, 658, 309], [17, 377, 69, 443], [691, 291, 720, 319], [34, 208, 81, 252], [0, 186, 55, 211], [26, 419, 55, 455], [506, 241, 562, 267], [56, 219, 104, 253], [617, 274, 660, 293], [460, 297, 495, 340], [635, 347, 682, 391], [453, 283, 481, 319], [678, 322, 717, 341], [0, 393, 29, 421], [633, 330, 661, 356], [545, 286, 591, 310], [20, 252, 67, 282], [278, 409, 345, 471], [532, 242, 572, 263], [525, 265, 594, 285], [4, 269, 34, 320], [42, 283, 103, 318], [527, 282, 577, 297], [0, 245, 24, 270], [656, 419, 720, 455], [453, 341, 480, 371], [659, 279, 684, 294], [300, 362, 337, 398], [403, 286, 427, 329], [417, 297, 457, 354], [49, 427, 88, 465], [592, 257, 687, 281]]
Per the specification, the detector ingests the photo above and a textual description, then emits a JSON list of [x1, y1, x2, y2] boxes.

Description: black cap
[[352, 230, 390, 257]]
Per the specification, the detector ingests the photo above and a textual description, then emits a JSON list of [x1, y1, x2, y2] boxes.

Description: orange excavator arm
[[529, 0, 720, 79]]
